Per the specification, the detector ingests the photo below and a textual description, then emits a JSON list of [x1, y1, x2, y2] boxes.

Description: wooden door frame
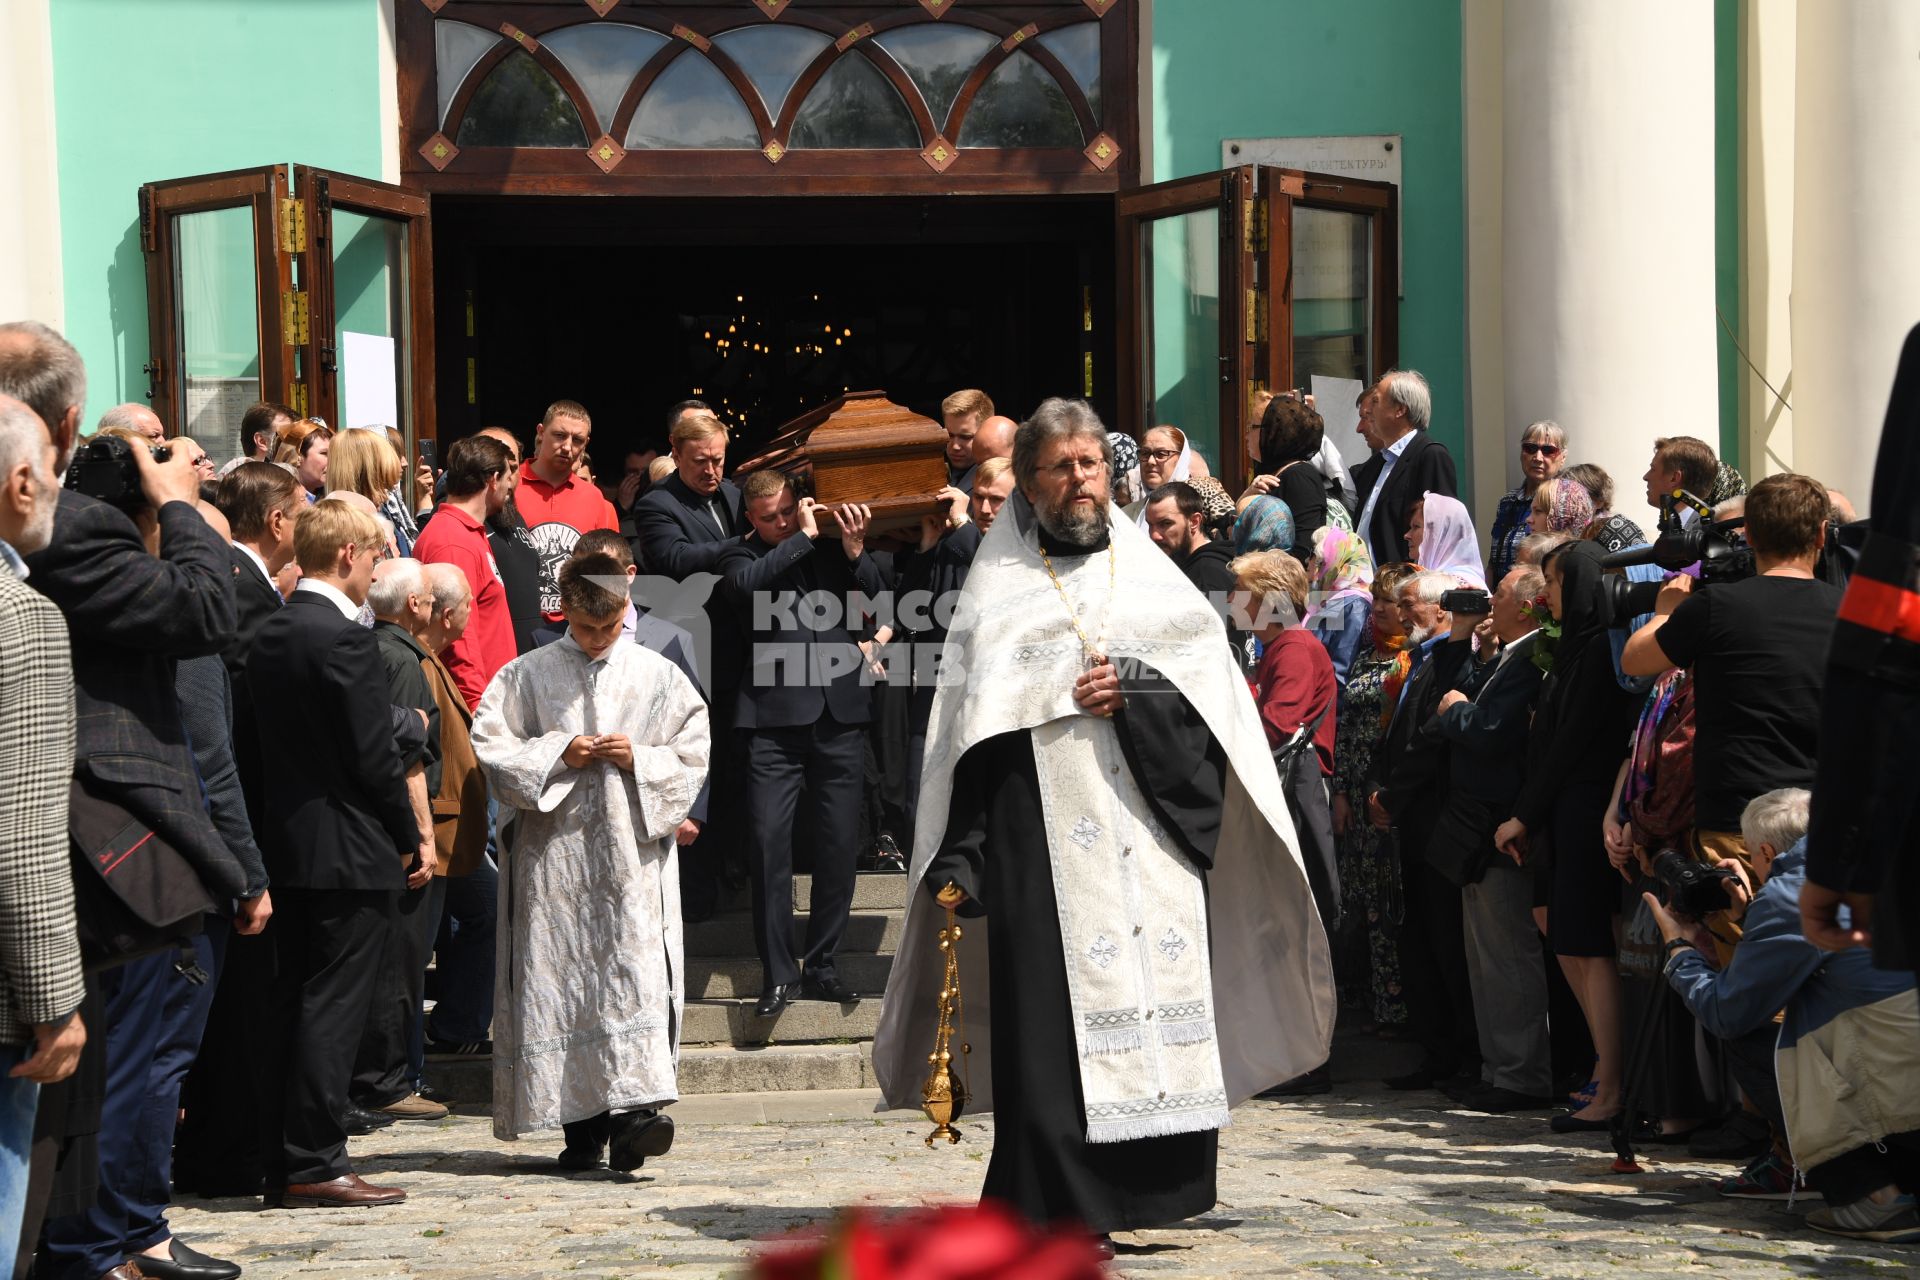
[[1115, 166, 1253, 478], [137, 165, 292, 434], [295, 167, 438, 453]]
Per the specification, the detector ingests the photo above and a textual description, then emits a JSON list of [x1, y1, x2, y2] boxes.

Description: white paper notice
[[341, 331, 399, 431], [1310, 375, 1370, 474]]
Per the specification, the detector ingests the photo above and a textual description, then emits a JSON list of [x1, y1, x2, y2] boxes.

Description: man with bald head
[[0, 320, 86, 474], [97, 402, 165, 445], [972, 414, 1017, 465]]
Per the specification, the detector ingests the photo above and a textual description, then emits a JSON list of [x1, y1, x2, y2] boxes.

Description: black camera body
[[64, 434, 169, 513], [1599, 490, 1754, 619], [1440, 587, 1491, 616], [1649, 848, 1740, 920]]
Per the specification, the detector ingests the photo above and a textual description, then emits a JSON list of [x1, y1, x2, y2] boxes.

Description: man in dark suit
[[635, 408, 746, 919], [25, 432, 252, 1280], [1349, 370, 1458, 566], [1366, 570, 1478, 1093], [214, 462, 301, 816], [1425, 566, 1553, 1112], [247, 497, 428, 1209], [719, 471, 883, 1017]]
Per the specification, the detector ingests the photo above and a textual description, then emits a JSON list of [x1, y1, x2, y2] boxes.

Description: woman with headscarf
[[1489, 421, 1567, 583], [1529, 475, 1596, 537], [1304, 527, 1376, 687], [1242, 396, 1351, 561], [1187, 476, 1240, 544], [1494, 541, 1640, 1134], [1232, 494, 1296, 557], [1326, 561, 1420, 1044], [1563, 463, 1646, 553], [1127, 424, 1192, 525], [1408, 492, 1487, 589]]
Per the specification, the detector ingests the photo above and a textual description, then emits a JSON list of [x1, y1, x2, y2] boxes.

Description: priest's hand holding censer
[[922, 881, 972, 1146]]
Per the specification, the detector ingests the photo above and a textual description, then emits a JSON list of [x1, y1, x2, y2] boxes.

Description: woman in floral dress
[[1328, 561, 1420, 1030]]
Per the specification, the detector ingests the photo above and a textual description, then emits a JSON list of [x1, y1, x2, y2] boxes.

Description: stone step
[[681, 995, 883, 1046], [686, 953, 894, 1000], [793, 872, 908, 912], [685, 907, 904, 958], [679, 1043, 876, 1095]]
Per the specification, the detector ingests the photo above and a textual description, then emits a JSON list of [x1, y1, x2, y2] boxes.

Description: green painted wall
[[49, 0, 385, 432], [1149, 0, 1465, 481]]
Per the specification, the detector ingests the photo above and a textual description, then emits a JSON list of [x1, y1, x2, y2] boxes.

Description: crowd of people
[[0, 309, 1911, 1280]]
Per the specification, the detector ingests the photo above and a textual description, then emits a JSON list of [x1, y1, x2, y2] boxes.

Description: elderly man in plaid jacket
[[0, 393, 86, 1249]]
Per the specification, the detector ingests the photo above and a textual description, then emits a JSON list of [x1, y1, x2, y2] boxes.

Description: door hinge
[[1248, 196, 1269, 254], [282, 290, 310, 345], [138, 187, 157, 254], [287, 382, 309, 417], [1246, 288, 1268, 344], [1083, 352, 1094, 397], [277, 198, 307, 254]]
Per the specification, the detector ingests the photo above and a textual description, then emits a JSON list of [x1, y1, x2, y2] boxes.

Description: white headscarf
[[1133, 428, 1194, 529], [1416, 491, 1488, 589]]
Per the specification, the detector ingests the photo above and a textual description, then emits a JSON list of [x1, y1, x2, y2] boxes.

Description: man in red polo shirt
[[515, 399, 619, 620], [415, 435, 518, 709]]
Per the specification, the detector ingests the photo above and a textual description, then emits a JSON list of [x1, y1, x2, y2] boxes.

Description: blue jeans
[[0, 1044, 38, 1257], [430, 846, 498, 1045], [43, 930, 222, 1280]]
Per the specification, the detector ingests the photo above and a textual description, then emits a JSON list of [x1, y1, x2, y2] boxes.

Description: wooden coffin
[[736, 390, 948, 535]]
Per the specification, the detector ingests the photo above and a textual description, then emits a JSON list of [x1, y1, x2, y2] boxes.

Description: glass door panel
[[1117, 168, 1251, 478], [329, 209, 411, 436], [139, 165, 290, 456], [1143, 208, 1221, 469], [1290, 204, 1373, 387], [172, 205, 264, 462]]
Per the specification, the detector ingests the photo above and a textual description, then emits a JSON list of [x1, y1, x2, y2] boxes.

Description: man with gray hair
[[0, 321, 86, 474], [1349, 368, 1457, 565], [96, 402, 165, 445], [0, 393, 86, 1249], [352, 558, 449, 1127], [1367, 570, 1480, 1091], [874, 397, 1332, 1243]]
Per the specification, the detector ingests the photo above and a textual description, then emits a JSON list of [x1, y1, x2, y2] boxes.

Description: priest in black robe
[[874, 399, 1334, 1238]]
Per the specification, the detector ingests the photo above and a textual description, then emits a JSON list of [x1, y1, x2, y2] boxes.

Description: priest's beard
[[1033, 484, 1110, 549]]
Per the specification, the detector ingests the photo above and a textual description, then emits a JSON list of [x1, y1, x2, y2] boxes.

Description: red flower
[[753, 1203, 1106, 1280]]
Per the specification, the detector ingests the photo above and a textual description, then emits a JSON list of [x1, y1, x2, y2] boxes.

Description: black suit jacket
[[635, 473, 746, 690], [223, 544, 283, 829], [25, 490, 248, 898], [1373, 636, 1472, 862], [720, 531, 885, 730], [1349, 430, 1458, 565], [1422, 635, 1545, 886], [246, 592, 418, 891]]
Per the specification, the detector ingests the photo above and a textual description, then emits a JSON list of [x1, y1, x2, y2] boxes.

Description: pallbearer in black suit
[[247, 498, 432, 1209], [635, 407, 747, 920], [719, 471, 884, 1017]]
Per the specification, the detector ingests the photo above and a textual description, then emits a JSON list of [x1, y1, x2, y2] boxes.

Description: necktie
[[709, 498, 728, 536]]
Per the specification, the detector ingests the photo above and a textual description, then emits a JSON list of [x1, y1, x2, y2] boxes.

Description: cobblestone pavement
[[166, 1088, 1912, 1279]]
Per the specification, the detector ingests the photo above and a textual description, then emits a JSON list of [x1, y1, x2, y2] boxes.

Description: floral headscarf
[[1189, 476, 1238, 530], [1309, 527, 1374, 615], [1106, 431, 1138, 478], [1533, 475, 1596, 535], [1709, 460, 1748, 506], [1233, 495, 1296, 555]]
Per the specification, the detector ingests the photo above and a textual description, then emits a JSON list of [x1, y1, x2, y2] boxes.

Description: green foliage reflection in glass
[[790, 54, 918, 149], [457, 49, 588, 148], [957, 52, 1080, 149]]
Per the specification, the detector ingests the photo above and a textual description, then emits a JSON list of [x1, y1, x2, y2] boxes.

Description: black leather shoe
[[1383, 1066, 1444, 1091], [800, 974, 861, 1004], [754, 983, 797, 1018], [343, 1104, 397, 1136], [1257, 1064, 1331, 1097], [1550, 1109, 1621, 1134], [608, 1110, 675, 1173], [1448, 1085, 1557, 1114], [127, 1238, 242, 1280]]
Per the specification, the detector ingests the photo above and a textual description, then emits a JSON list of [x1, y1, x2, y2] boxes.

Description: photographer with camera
[[4, 328, 252, 1279], [1621, 473, 1843, 879], [1648, 788, 1920, 1242]]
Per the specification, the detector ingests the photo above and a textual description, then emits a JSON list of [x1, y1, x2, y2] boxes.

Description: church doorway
[[429, 193, 1116, 459]]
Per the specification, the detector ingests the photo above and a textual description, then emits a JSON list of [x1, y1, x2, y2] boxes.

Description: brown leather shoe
[[103, 1265, 147, 1279], [279, 1173, 407, 1208], [375, 1092, 449, 1121]]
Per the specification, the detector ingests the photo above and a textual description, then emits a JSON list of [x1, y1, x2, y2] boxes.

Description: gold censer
[[921, 905, 972, 1146]]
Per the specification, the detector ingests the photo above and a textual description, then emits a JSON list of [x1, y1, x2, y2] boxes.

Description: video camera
[[1598, 489, 1754, 618], [64, 433, 170, 513], [1648, 848, 1741, 921]]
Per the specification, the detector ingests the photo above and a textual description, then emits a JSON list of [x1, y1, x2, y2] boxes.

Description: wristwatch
[[1663, 937, 1695, 954]]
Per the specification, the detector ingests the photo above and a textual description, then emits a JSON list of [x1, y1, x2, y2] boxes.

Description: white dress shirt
[[295, 578, 361, 621], [1356, 429, 1415, 562]]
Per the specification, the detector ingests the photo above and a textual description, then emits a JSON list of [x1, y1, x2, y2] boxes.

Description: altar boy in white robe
[[473, 550, 711, 1172]]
